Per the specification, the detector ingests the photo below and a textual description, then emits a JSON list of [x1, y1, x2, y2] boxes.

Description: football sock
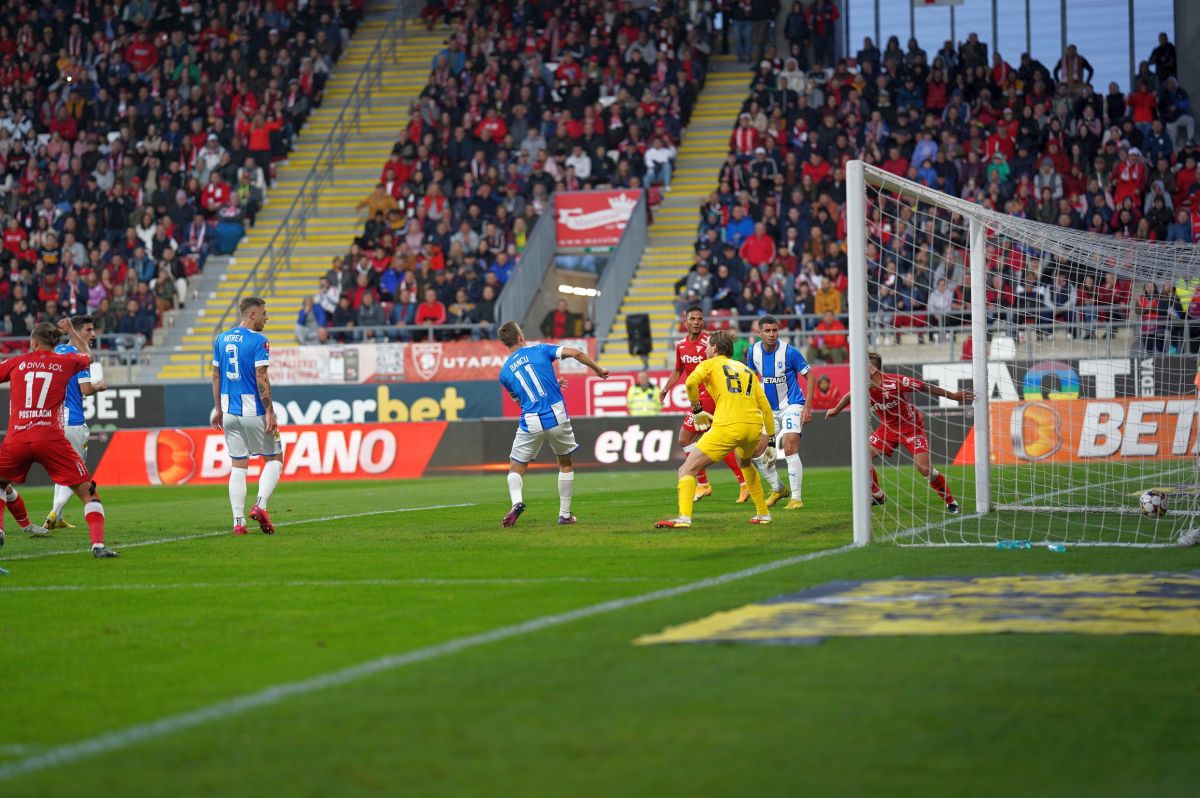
[[928, 469, 954, 504], [742, 465, 769, 515], [786, 453, 803, 499], [4, 485, 29, 527], [684, 444, 708, 485], [870, 466, 883, 498], [723, 451, 745, 484], [256, 460, 283, 509], [676, 475, 696, 521], [752, 455, 784, 492], [507, 472, 524, 505], [229, 467, 247, 525], [558, 471, 574, 517], [51, 483, 73, 517], [84, 500, 105, 547]]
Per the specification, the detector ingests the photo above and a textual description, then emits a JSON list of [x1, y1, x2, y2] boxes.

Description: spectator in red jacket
[[415, 286, 448, 333], [807, 311, 848, 363], [201, 172, 231, 216], [809, 373, 843, 411], [739, 222, 777, 268]]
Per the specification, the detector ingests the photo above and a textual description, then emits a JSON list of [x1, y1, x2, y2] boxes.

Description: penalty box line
[[0, 543, 858, 783], [1, 504, 476, 562]]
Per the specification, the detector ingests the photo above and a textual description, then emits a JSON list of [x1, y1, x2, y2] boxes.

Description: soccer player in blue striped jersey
[[211, 297, 282, 535], [497, 320, 608, 527], [44, 314, 109, 532], [745, 316, 815, 509]]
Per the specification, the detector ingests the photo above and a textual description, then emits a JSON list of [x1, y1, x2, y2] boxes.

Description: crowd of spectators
[[675, 15, 1200, 360], [0, 0, 362, 351], [303, 0, 710, 343]]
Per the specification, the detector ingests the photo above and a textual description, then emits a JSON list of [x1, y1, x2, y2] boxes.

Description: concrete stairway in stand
[[602, 55, 747, 372], [155, 13, 442, 380]]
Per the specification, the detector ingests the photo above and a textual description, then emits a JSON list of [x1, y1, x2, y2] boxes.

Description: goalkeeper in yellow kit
[[655, 330, 776, 528]]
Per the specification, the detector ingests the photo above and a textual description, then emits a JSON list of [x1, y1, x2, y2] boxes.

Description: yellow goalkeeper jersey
[[686, 355, 776, 436]]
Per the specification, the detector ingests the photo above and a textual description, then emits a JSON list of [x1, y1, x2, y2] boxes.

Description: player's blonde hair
[[868, 351, 883, 370], [709, 329, 736, 357]]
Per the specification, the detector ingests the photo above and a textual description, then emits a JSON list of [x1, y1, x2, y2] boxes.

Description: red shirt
[[0, 350, 90, 441], [868, 373, 926, 434], [675, 332, 711, 400]]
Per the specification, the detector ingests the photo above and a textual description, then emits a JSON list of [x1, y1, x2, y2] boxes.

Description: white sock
[[230, 467, 247, 524], [928, 468, 940, 484], [752, 456, 784, 492], [4, 485, 17, 502], [558, 471, 575, 517], [52, 483, 73, 516], [256, 460, 283, 509], [507, 472, 524, 505], [786, 453, 803, 499]]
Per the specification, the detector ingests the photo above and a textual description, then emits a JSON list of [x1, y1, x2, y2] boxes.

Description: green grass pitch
[[1, 469, 1198, 797]]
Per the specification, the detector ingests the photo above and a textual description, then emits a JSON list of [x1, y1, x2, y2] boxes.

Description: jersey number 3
[[224, 344, 240, 381]]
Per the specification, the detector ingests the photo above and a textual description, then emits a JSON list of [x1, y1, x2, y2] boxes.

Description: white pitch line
[[0, 576, 677, 593], [0, 543, 858, 783], [0, 503, 476, 562]]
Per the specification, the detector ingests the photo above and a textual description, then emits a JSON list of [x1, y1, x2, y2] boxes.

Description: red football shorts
[[0, 438, 91, 485], [681, 390, 716, 434], [869, 425, 930, 458]]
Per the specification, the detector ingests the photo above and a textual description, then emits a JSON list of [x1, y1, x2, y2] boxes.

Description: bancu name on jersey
[[500, 343, 568, 432]]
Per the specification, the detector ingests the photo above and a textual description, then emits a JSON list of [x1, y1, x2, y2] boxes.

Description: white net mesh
[[854, 163, 1200, 547]]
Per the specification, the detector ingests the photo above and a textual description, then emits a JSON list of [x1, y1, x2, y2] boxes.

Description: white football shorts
[[774, 404, 805, 438], [510, 420, 578, 463], [224, 414, 284, 459], [64, 424, 89, 461]]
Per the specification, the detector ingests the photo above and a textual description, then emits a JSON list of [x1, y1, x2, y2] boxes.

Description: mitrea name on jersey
[[214, 327, 271, 416]]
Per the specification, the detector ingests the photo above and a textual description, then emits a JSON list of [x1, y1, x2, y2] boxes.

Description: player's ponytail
[[31, 322, 63, 349]]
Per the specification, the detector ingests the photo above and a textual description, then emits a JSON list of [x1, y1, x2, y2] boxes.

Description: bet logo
[[1010, 402, 1062, 461], [145, 429, 197, 486]]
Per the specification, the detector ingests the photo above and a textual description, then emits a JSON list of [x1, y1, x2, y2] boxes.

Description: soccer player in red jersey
[[826, 351, 974, 513], [0, 320, 117, 558], [657, 305, 747, 503]]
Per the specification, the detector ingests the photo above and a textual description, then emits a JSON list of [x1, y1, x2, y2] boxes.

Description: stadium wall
[[7, 356, 1195, 486]]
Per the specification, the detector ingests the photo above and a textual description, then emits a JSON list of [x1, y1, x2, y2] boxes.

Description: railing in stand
[[203, 0, 421, 375]]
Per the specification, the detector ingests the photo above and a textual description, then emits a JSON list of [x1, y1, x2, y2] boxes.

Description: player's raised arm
[[57, 318, 90, 361], [826, 392, 851, 419], [560, 346, 609, 379], [923, 383, 976, 404]]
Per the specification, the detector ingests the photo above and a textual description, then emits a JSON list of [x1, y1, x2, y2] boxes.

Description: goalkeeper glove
[[692, 409, 714, 431], [761, 444, 777, 468]]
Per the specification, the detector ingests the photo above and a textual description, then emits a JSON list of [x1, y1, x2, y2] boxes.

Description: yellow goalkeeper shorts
[[696, 422, 762, 463]]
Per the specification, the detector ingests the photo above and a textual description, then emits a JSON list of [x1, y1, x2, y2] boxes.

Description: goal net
[[845, 161, 1200, 547]]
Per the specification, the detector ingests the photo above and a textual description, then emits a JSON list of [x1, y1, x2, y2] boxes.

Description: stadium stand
[[0, 0, 365, 359], [292, 0, 714, 345], [616, 24, 1200, 366], [155, 11, 440, 379]]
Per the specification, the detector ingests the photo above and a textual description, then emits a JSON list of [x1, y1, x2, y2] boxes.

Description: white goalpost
[[846, 160, 1200, 547]]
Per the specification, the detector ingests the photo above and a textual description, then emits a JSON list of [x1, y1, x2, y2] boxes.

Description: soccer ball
[[1139, 489, 1169, 518]]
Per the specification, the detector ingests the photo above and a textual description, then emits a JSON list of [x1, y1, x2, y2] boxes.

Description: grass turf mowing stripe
[[0, 542, 857, 783], [0, 503, 476, 562], [0, 576, 681, 592]]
